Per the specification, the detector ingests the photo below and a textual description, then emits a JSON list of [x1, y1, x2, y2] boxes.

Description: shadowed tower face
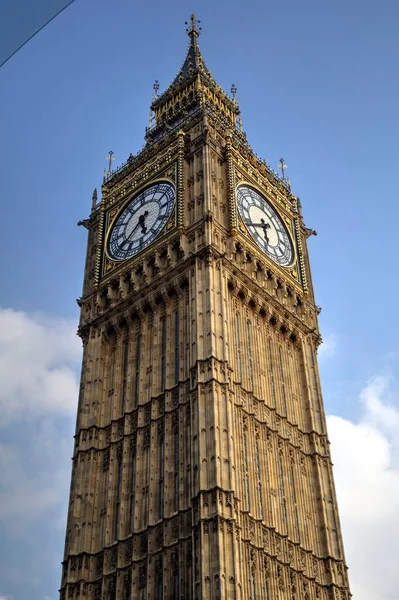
[[61, 15, 351, 600]]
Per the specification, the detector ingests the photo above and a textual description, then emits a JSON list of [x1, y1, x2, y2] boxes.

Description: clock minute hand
[[251, 221, 271, 228], [248, 219, 271, 243], [126, 210, 150, 241], [126, 220, 141, 241]]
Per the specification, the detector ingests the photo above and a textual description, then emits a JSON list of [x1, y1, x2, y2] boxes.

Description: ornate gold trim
[[294, 216, 308, 293], [177, 130, 185, 231], [226, 134, 237, 236], [94, 207, 105, 290], [235, 180, 297, 269], [103, 177, 177, 265]]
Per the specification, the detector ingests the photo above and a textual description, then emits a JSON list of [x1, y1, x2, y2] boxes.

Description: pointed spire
[[168, 14, 210, 87], [146, 15, 241, 142], [91, 188, 98, 212]]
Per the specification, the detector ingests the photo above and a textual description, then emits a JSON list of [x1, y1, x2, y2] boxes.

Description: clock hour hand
[[126, 211, 149, 241], [138, 211, 149, 234], [247, 218, 270, 243]]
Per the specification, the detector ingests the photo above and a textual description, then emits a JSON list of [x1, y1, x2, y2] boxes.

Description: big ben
[[60, 15, 351, 600]]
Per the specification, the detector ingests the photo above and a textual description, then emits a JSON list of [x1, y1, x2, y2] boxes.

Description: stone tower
[[60, 15, 351, 600]]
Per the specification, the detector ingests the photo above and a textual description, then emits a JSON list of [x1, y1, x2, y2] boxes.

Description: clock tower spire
[[61, 16, 351, 600]]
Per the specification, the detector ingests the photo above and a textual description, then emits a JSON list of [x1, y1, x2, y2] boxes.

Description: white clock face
[[108, 181, 175, 260], [237, 185, 294, 266]]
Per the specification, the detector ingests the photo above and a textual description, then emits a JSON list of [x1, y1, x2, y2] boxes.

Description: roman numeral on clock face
[[236, 184, 294, 267], [107, 181, 176, 261]]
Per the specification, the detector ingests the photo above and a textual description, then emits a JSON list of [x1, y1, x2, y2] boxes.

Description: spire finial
[[149, 80, 159, 128], [185, 14, 201, 39], [278, 157, 288, 179], [105, 150, 115, 174], [231, 84, 237, 102], [91, 188, 98, 212]]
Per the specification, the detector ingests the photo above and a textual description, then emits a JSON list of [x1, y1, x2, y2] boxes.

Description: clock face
[[108, 181, 175, 261], [237, 185, 294, 266]]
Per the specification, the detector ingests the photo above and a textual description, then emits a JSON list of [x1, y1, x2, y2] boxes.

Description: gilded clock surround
[[236, 181, 297, 269], [62, 15, 351, 600], [105, 178, 176, 262], [101, 164, 179, 279]]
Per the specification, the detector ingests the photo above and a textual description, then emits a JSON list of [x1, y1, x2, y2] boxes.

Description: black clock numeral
[[237, 184, 293, 267], [108, 181, 175, 260]]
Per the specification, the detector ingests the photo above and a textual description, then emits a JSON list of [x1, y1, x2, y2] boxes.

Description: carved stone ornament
[[143, 425, 151, 450], [140, 532, 148, 555], [103, 448, 110, 472], [93, 581, 101, 600], [125, 539, 133, 563], [139, 562, 147, 589], [124, 569, 132, 593], [109, 547, 117, 571]]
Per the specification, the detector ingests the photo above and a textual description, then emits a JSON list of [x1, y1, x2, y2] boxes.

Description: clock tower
[[61, 15, 351, 600]]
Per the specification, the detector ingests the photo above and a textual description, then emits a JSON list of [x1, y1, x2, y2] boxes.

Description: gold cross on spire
[[231, 84, 237, 101], [185, 14, 201, 38], [152, 79, 160, 100], [105, 150, 115, 174], [149, 80, 159, 128], [278, 157, 288, 179]]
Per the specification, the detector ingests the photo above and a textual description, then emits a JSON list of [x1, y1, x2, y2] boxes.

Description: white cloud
[[0, 309, 78, 598], [328, 375, 399, 600], [0, 309, 78, 524], [0, 308, 82, 423], [0, 425, 72, 525]]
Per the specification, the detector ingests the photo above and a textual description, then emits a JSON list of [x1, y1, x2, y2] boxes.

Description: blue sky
[[0, 1, 398, 599]]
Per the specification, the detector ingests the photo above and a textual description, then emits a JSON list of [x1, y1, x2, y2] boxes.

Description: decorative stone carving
[[143, 425, 151, 450], [138, 562, 147, 589], [109, 547, 117, 571], [171, 517, 179, 539], [125, 539, 133, 563], [103, 448, 110, 472]]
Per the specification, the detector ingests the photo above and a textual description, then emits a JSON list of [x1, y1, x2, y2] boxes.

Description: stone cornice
[[61, 513, 349, 591], [224, 257, 320, 341]]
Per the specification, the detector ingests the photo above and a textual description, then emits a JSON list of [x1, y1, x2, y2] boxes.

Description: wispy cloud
[[0, 426, 72, 525], [0, 308, 81, 423], [0, 308, 79, 599], [328, 374, 399, 600]]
